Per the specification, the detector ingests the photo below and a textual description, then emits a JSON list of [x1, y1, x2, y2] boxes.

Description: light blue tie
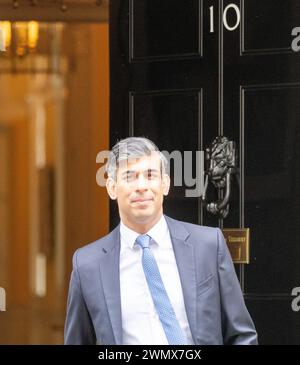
[[135, 234, 187, 345]]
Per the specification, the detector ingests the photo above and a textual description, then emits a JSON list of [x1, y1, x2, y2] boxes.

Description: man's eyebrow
[[121, 168, 159, 176], [147, 168, 159, 173], [121, 170, 136, 176]]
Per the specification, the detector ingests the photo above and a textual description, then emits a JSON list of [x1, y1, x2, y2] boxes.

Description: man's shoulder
[[165, 215, 222, 250], [73, 225, 120, 268], [165, 215, 219, 236]]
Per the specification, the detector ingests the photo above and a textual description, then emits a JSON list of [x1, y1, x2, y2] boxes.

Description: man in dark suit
[[64, 137, 257, 345]]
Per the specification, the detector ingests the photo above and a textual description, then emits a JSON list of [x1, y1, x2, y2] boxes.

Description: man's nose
[[136, 174, 148, 190]]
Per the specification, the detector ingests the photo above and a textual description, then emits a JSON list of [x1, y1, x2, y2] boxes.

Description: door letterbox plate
[[222, 228, 250, 264]]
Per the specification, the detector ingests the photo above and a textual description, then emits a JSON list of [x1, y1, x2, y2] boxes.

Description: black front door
[[110, 0, 300, 344]]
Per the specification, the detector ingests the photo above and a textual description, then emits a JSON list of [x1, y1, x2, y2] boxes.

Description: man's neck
[[121, 213, 163, 234]]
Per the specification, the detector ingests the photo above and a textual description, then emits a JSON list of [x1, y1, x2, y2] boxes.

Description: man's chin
[[132, 213, 153, 223], [131, 209, 159, 224]]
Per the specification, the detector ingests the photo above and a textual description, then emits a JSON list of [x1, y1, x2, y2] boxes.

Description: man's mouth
[[131, 198, 153, 203]]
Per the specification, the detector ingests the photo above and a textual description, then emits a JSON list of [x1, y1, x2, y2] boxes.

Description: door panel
[[242, 0, 300, 54], [243, 86, 300, 293], [243, 86, 300, 284], [131, 90, 202, 224], [130, 0, 202, 60]]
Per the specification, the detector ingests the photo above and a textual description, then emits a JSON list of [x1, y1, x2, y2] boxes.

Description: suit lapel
[[99, 225, 123, 345], [165, 216, 197, 343]]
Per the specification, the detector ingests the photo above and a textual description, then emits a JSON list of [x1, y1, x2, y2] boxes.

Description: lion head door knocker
[[202, 136, 237, 218]]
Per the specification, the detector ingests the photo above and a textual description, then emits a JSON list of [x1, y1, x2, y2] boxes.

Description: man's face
[[106, 153, 170, 229]]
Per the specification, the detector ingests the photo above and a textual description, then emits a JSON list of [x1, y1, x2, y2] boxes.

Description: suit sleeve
[[216, 228, 258, 345], [64, 250, 97, 345]]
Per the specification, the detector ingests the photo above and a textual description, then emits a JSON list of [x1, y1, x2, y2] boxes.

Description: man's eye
[[147, 171, 157, 179], [126, 174, 135, 181]]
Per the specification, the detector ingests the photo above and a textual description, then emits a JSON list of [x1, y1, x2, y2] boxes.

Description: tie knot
[[135, 234, 151, 249]]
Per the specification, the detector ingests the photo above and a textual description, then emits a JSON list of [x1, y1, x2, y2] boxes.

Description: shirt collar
[[120, 215, 169, 249]]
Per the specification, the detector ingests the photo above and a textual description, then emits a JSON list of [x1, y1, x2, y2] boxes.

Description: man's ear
[[162, 174, 170, 196], [106, 177, 117, 200]]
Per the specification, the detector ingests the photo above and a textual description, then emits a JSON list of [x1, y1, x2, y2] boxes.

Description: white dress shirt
[[119, 215, 194, 345]]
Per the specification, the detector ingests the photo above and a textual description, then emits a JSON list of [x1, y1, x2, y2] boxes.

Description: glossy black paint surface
[[110, 0, 300, 343]]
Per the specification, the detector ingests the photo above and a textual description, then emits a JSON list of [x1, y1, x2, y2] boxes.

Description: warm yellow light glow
[[0, 21, 39, 55], [0, 21, 12, 49], [28, 21, 39, 50], [15, 22, 28, 56]]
